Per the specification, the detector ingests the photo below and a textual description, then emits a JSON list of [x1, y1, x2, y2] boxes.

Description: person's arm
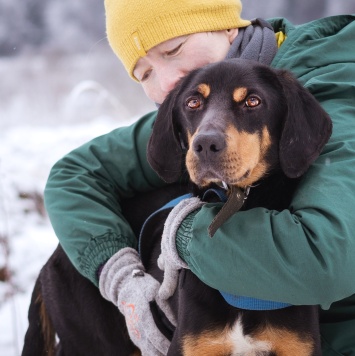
[[44, 111, 164, 286], [176, 64, 355, 310]]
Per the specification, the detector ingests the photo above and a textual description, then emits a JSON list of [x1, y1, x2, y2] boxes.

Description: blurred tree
[[283, 0, 326, 23], [0, 0, 46, 56], [0, 0, 105, 56], [44, 0, 105, 54], [242, 0, 354, 24], [26, 0, 46, 46], [326, 0, 355, 16], [0, 0, 354, 57]]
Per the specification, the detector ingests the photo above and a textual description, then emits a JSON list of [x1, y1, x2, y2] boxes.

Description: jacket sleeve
[[44, 111, 164, 286], [176, 63, 355, 310]]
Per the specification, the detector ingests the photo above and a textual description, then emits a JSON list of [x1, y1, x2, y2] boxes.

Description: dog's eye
[[186, 97, 201, 109], [245, 96, 260, 107]]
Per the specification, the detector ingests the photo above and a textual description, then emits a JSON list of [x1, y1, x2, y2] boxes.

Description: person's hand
[[158, 197, 205, 299], [99, 247, 176, 356]]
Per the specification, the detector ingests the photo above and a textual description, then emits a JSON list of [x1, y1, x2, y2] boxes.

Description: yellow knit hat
[[104, 0, 251, 80]]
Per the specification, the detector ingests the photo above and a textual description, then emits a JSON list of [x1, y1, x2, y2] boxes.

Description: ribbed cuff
[[175, 209, 199, 265], [80, 230, 135, 287]]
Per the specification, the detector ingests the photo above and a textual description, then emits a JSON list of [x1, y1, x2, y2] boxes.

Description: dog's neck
[[207, 185, 249, 237], [242, 171, 301, 211], [192, 169, 301, 237]]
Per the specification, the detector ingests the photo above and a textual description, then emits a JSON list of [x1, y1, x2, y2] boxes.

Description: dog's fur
[[22, 59, 332, 356]]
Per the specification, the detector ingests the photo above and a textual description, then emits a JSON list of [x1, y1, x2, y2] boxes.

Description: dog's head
[[147, 59, 332, 188]]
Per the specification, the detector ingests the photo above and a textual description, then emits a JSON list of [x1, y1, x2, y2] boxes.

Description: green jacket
[[45, 16, 355, 355]]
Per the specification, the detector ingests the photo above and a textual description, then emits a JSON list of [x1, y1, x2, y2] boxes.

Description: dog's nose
[[193, 132, 226, 158]]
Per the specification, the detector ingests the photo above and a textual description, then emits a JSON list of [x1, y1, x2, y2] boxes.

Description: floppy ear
[[147, 85, 185, 183], [277, 70, 332, 178]]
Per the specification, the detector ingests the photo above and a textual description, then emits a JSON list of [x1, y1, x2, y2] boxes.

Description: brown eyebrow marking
[[197, 83, 210, 98], [233, 87, 248, 102]]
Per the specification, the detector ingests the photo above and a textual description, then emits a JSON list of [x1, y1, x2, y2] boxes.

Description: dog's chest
[[228, 318, 272, 355], [182, 316, 272, 355]]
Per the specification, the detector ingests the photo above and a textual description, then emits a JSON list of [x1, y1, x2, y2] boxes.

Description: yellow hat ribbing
[[104, 0, 251, 80]]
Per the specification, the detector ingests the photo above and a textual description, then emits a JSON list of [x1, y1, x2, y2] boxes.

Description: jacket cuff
[[175, 209, 200, 265], [80, 230, 136, 286]]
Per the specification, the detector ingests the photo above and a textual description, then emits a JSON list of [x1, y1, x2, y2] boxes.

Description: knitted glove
[[158, 197, 205, 299], [99, 247, 176, 356]]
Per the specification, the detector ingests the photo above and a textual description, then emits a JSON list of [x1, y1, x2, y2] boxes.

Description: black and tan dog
[[22, 59, 332, 356]]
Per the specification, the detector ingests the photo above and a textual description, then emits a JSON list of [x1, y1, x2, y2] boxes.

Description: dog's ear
[[147, 84, 185, 183], [277, 70, 332, 178]]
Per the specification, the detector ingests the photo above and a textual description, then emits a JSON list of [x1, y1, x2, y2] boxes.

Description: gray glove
[[158, 197, 205, 299], [99, 247, 176, 356]]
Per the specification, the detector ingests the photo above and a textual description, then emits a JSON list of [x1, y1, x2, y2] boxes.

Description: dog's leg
[[21, 277, 56, 356], [165, 270, 239, 356], [22, 245, 140, 356]]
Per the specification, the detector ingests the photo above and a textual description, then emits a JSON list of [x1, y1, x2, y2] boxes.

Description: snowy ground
[[0, 119, 131, 355], [0, 52, 154, 355]]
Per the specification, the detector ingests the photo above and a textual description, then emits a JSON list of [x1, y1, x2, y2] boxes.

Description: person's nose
[[158, 66, 183, 97]]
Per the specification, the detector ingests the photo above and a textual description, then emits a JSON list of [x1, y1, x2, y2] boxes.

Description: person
[[44, 0, 355, 354]]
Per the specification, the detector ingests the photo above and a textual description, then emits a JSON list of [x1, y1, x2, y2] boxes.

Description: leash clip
[[208, 185, 250, 237], [244, 186, 251, 200]]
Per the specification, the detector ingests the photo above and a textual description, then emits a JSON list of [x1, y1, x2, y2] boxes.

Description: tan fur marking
[[224, 125, 268, 188], [185, 125, 272, 187], [254, 326, 314, 356], [197, 83, 211, 98], [233, 87, 248, 102], [261, 126, 272, 155], [186, 129, 201, 184], [37, 292, 56, 356], [183, 329, 233, 356]]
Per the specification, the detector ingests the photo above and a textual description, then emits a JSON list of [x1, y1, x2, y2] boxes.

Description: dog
[[22, 59, 332, 356], [21, 185, 188, 356]]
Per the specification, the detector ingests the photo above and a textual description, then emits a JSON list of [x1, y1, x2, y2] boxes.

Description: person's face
[[133, 29, 239, 104]]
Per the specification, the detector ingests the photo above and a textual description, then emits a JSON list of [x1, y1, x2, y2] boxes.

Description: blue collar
[[204, 187, 293, 310], [220, 291, 292, 310], [138, 193, 192, 255], [140, 190, 292, 311]]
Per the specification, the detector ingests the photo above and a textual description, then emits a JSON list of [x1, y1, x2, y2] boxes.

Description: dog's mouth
[[186, 139, 269, 189], [192, 168, 252, 189]]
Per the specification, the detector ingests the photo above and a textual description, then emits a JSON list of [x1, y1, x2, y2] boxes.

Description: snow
[[0, 120, 135, 355], [0, 53, 150, 355]]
